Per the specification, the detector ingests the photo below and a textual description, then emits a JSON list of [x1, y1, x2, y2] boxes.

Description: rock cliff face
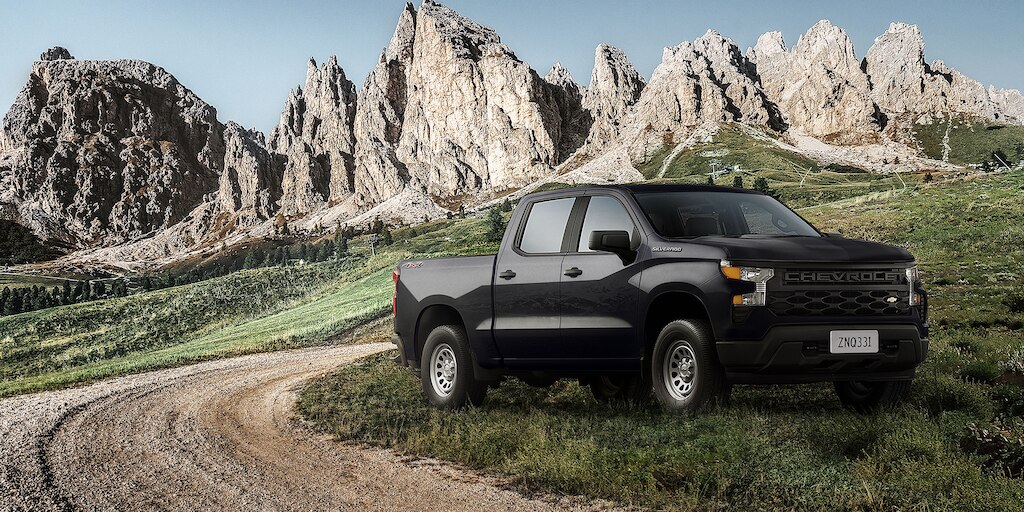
[[582, 44, 645, 148], [268, 56, 357, 214], [863, 22, 1024, 123], [351, 2, 417, 207], [623, 31, 782, 158], [392, 0, 564, 198], [2, 4, 1023, 264], [748, 21, 878, 143], [0, 49, 224, 246]]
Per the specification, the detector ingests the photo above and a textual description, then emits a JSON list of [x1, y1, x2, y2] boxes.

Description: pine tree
[[334, 220, 343, 243], [458, 205, 466, 218], [243, 250, 259, 269], [924, 172, 934, 183], [446, 212, 454, 219], [381, 226, 393, 245], [338, 237, 348, 256], [317, 243, 332, 261], [732, 175, 744, 188], [62, 280, 72, 302], [500, 198, 513, 212], [706, 174, 714, 185], [486, 207, 505, 242], [6, 290, 21, 314]]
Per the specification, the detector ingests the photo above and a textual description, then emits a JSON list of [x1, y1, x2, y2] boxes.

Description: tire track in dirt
[[1, 343, 612, 511]]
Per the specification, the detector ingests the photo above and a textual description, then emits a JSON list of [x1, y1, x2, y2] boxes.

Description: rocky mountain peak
[[749, 31, 786, 58], [544, 62, 575, 88], [749, 20, 878, 143], [40, 46, 74, 61], [0, 52, 227, 247], [620, 29, 784, 160], [269, 53, 358, 214], [582, 44, 644, 147], [863, 20, 1024, 123]]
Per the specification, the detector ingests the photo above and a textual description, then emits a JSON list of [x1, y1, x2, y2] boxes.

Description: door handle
[[563, 267, 583, 278], [498, 270, 516, 280]]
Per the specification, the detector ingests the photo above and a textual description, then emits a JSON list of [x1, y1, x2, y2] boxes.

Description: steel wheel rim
[[430, 343, 457, 397], [664, 340, 697, 400]]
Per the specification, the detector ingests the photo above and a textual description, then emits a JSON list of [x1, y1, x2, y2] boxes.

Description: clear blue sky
[[2, 1, 1022, 135]]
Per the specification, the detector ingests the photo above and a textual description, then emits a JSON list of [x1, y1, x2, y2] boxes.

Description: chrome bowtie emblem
[[885, 296, 899, 304]]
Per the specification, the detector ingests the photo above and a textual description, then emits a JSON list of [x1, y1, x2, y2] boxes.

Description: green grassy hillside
[[0, 215, 502, 397], [913, 119, 1024, 165], [300, 170, 1024, 510], [636, 124, 918, 207]]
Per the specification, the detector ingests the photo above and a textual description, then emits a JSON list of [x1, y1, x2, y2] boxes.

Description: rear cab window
[[518, 197, 575, 253]]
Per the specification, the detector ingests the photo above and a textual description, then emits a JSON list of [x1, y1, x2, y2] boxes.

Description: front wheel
[[420, 325, 488, 410], [651, 319, 728, 414], [834, 380, 912, 413]]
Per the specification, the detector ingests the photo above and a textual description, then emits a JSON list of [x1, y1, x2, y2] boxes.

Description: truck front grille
[[768, 289, 911, 316]]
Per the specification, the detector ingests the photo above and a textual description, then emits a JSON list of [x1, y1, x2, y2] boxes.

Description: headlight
[[906, 264, 922, 306], [721, 260, 774, 306]]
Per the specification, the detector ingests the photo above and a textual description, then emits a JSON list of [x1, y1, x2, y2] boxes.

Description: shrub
[[1004, 293, 1024, 314], [912, 373, 993, 419], [961, 418, 1024, 478], [960, 360, 1003, 383], [992, 385, 1024, 417]]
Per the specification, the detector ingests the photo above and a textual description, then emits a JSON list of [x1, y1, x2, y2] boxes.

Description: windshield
[[632, 191, 820, 238]]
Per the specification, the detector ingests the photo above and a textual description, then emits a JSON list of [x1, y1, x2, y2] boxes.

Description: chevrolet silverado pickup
[[391, 184, 928, 414]]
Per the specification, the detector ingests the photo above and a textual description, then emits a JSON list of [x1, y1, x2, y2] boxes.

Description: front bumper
[[716, 324, 927, 384]]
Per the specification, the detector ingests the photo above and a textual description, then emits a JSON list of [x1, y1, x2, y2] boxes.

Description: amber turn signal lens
[[721, 266, 741, 280], [732, 294, 744, 305]]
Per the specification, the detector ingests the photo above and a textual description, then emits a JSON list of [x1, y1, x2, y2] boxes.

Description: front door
[[492, 196, 576, 363], [559, 195, 643, 366]]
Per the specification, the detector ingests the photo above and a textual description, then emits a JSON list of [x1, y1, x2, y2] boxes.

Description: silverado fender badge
[[651, 247, 682, 252]]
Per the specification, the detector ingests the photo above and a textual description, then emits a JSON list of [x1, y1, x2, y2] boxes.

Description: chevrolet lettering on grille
[[784, 270, 904, 284]]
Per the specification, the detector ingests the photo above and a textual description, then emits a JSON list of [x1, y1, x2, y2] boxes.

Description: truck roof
[[528, 183, 765, 197]]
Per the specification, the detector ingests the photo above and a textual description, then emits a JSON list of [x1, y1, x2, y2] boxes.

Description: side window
[[577, 196, 635, 252], [518, 197, 575, 253]]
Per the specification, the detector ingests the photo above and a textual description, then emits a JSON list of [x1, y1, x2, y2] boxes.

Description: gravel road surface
[[0, 343, 610, 511]]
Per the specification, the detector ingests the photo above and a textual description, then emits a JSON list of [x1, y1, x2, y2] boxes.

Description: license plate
[[829, 330, 879, 354]]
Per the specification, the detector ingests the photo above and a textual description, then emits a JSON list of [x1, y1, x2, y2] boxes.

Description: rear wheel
[[420, 325, 488, 409], [589, 373, 651, 404], [651, 319, 727, 414], [834, 380, 912, 413]]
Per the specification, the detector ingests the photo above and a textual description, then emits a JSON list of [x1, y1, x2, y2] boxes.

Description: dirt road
[[0, 343, 607, 511]]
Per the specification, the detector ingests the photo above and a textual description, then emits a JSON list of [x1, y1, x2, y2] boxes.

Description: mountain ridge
[[1, 1, 1021, 267]]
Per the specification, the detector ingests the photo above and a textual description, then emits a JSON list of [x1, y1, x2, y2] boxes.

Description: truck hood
[[684, 235, 914, 264]]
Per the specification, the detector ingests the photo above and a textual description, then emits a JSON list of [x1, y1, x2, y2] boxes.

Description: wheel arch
[[414, 303, 467, 365], [643, 289, 714, 353]]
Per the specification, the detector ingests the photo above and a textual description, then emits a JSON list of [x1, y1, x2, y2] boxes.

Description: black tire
[[420, 324, 488, 410], [651, 319, 727, 414], [589, 373, 652, 404], [834, 380, 912, 413]]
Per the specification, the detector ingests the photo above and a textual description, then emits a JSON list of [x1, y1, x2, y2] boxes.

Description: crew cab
[[391, 184, 928, 413]]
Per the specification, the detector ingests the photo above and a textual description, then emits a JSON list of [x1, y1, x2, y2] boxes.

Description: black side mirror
[[588, 230, 636, 264]]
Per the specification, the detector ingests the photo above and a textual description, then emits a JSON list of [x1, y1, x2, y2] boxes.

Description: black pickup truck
[[391, 184, 928, 414]]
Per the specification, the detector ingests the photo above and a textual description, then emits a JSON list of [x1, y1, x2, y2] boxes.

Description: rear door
[[559, 194, 643, 365], [492, 196, 576, 362]]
